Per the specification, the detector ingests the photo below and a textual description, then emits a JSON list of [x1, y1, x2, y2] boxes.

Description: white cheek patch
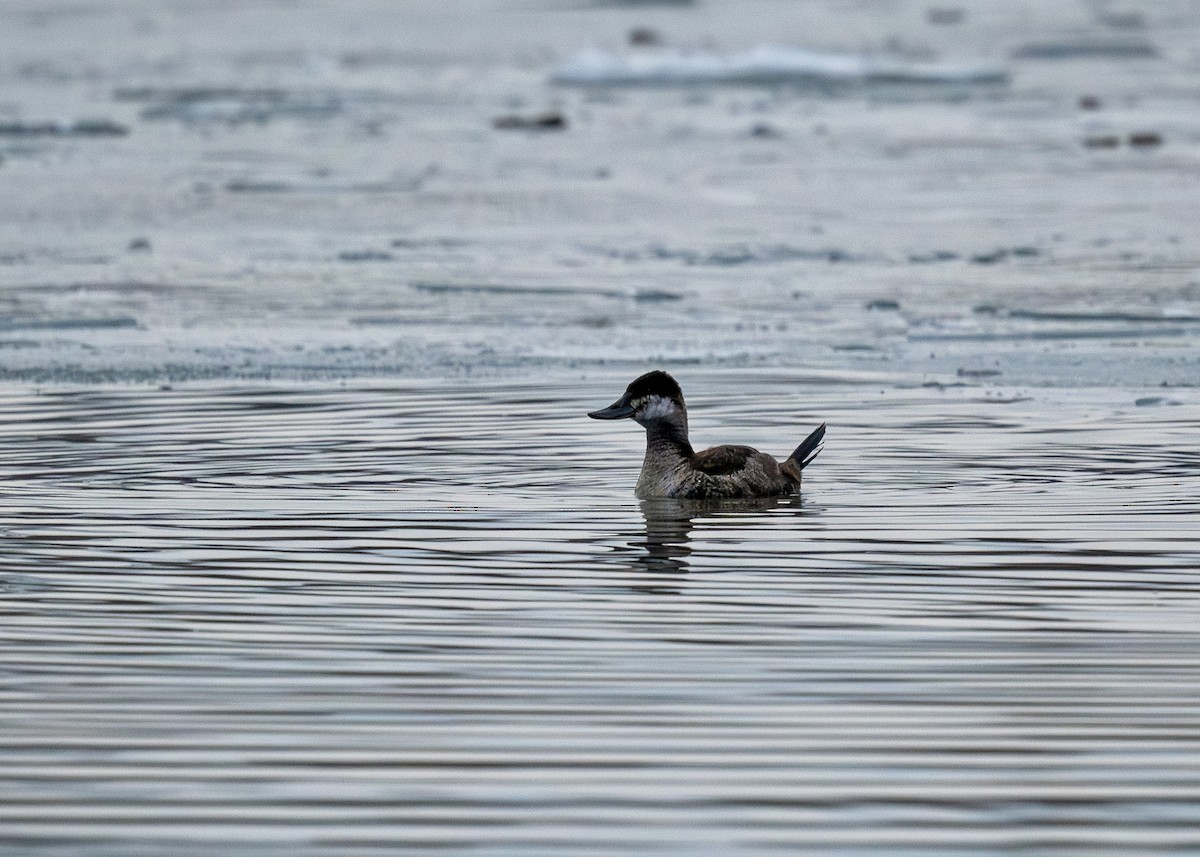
[[640, 395, 677, 421]]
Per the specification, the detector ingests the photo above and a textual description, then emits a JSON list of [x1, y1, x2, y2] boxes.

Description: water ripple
[[1, 381, 1199, 854]]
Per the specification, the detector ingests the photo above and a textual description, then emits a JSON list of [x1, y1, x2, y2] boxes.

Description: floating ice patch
[[0, 317, 139, 333], [583, 242, 867, 265], [225, 171, 430, 194], [338, 250, 395, 262], [1010, 40, 1158, 60], [114, 86, 401, 125], [409, 281, 682, 301], [551, 46, 1007, 87], [0, 120, 128, 137]]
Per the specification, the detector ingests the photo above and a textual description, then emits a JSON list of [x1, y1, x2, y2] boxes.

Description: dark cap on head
[[624, 370, 682, 401]]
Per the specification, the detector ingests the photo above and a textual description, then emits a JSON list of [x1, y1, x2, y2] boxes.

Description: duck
[[588, 370, 825, 499]]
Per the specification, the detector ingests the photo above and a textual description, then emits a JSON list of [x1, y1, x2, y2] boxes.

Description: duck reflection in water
[[633, 499, 697, 580], [628, 496, 811, 589]]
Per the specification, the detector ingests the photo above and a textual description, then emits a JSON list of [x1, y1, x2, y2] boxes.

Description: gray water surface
[[2, 380, 1200, 855], [2, 0, 1200, 853]]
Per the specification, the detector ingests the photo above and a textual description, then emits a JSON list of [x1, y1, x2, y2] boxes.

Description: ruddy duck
[[588, 370, 825, 499]]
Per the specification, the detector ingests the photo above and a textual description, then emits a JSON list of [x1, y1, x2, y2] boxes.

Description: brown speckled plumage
[[588, 370, 825, 500]]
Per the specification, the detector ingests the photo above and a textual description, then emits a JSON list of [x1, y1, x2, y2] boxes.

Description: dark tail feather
[[788, 423, 826, 470]]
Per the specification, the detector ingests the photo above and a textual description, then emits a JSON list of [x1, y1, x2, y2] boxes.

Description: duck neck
[[643, 413, 693, 459], [636, 412, 693, 498]]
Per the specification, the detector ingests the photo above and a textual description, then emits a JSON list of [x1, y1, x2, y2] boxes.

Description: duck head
[[588, 370, 688, 429]]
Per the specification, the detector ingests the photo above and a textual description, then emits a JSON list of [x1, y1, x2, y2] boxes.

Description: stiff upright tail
[[780, 423, 826, 483]]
